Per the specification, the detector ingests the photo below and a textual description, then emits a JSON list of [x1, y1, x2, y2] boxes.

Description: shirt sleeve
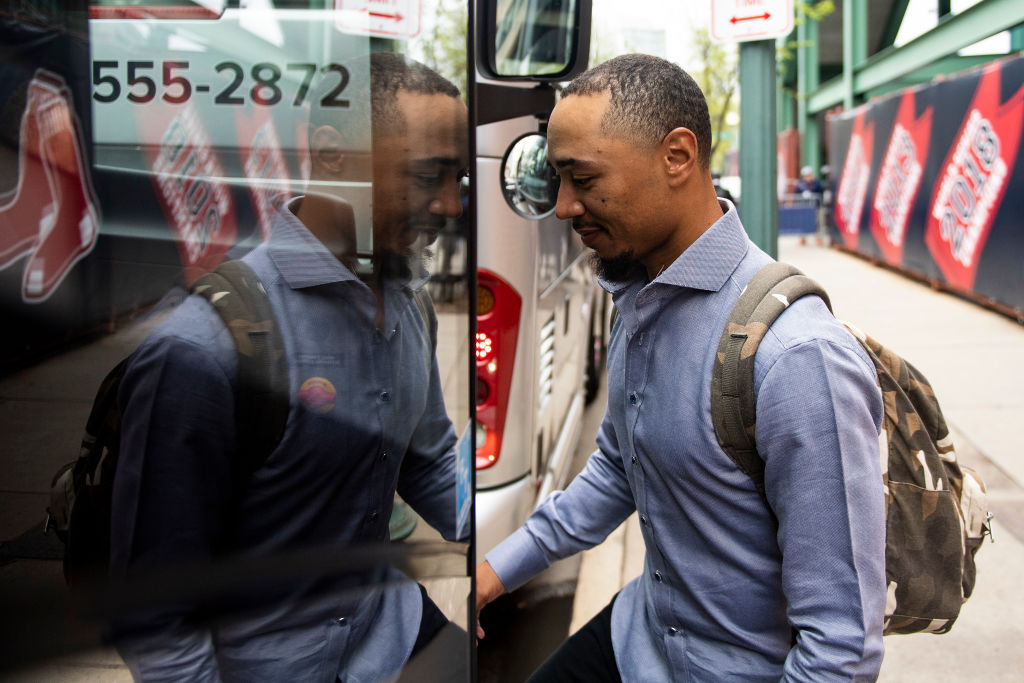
[[754, 335, 886, 681], [110, 309, 237, 680], [397, 352, 460, 541], [485, 410, 637, 593]]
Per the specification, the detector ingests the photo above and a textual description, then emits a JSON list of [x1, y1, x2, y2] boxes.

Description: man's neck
[[293, 193, 359, 271]]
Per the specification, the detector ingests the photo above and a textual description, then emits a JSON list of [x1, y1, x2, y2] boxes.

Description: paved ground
[[571, 235, 1024, 681]]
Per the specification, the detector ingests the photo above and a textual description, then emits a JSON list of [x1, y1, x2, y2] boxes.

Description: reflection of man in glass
[[111, 53, 469, 681]]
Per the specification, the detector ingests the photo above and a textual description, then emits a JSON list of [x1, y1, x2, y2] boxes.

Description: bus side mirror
[[477, 0, 591, 82], [501, 133, 558, 218]]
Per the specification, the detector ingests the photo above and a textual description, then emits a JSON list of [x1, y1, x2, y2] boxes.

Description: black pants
[[395, 584, 469, 683], [526, 595, 622, 683]]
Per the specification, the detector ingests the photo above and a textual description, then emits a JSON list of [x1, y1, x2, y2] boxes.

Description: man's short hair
[[310, 52, 461, 138], [562, 53, 712, 168], [368, 52, 461, 135]]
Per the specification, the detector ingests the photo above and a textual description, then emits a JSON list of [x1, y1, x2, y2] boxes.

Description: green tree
[[690, 25, 738, 172], [418, 0, 469, 100]]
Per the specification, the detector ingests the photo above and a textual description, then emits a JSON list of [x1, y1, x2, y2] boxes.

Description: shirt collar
[[267, 197, 361, 290], [268, 199, 431, 294], [598, 200, 749, 295]]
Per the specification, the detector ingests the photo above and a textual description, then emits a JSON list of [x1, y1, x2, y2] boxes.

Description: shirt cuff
[[484, 526, 552, 593]]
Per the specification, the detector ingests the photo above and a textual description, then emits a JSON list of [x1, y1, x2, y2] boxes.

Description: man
[[796, 164, 825, 197], [111, 53, 468, 681], [476, 54, 886, 681]]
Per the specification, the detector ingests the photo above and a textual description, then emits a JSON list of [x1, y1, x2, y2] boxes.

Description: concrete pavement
[[571, 235, 1024, 680]]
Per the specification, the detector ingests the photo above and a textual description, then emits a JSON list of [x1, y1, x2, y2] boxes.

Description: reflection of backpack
[[711, 262, 992, 636], [45, 260, 288, 588]]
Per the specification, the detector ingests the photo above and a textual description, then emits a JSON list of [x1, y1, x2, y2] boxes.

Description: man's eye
[[571, 176, 591, 188], [414, 174, 443, 186]]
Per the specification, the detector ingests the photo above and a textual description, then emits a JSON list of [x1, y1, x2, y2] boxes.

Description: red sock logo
[[0, 70, 99, 303]]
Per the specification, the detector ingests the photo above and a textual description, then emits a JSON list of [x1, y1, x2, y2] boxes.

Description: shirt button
[[631, 455, 638, 465], [336, 617, 347, 625], [654, 570, 663, 582], [380, 450, 389, 462], [669, 626, 678, 634], [640, 515, 648, 526], [380, 390, 391, 402], [369, 511, 378, 521], [628, 392, 638, 405]]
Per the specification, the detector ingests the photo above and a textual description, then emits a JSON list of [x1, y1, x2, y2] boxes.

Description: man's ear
[[662, 127, 699, 186], [311, 124, 346, 175]]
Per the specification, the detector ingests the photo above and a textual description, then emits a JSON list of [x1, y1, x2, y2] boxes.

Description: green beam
[[778, 88, 795, 131], [842, 0, 868, 109], [877, 0, 911, 52], [1012, 23, 1024, 52], [797, 15, 820, 174], [810, 0, 1024, 113], [739, 40, 778, 258], [863, 54, 998, 99]]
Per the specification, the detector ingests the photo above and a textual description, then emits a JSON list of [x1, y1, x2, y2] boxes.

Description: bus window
[[2, 2, 475, 679]]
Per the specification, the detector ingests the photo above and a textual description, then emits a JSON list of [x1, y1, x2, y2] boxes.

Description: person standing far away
[[796, 164, 824, 198], [475, 53, 886, 682]]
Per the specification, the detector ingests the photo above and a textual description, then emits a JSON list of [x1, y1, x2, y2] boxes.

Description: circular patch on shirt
[[298, 377, 336, 414]]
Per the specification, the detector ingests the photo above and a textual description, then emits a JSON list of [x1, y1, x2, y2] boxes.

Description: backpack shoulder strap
[[191, 260, 288, 473], [710, 262, 831, 501]]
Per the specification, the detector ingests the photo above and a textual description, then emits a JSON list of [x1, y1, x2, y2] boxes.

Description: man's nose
[[429, 179, 464, 218], [554, 184, 584, 221]]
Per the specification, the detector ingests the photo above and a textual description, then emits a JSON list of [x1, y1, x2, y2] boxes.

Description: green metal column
[[1011, 23, 1024, 52], [843, 0, 868, 110], [797, 15, 820, 174], [739, 40, 778, 259]]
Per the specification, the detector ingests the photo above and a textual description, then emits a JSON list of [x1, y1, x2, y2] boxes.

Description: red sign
[[869, 91, 932, 267], [139, 102, 238, 284], [236, 108, 291, 243], [926, 63, 1024, 289], [834, 111, 874, 250]]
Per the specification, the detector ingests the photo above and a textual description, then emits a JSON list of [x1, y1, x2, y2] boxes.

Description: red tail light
[[476, 270, 521, 470]]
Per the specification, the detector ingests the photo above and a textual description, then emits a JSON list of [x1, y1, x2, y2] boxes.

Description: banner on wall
[[869, 91, 932, 267], [828, 54, 1024, 316], [833, 110, 873, 251], [924, 65, 1024, 290]]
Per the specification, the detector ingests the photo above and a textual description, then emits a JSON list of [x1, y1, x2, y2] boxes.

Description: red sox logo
[[926, 62, 1024, 290], [834, 110, 875, 250], [870, 90, 933, 267], [0, 70, 100, 303]]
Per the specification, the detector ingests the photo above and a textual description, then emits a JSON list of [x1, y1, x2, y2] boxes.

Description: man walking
[[477, 54, 886, 682]]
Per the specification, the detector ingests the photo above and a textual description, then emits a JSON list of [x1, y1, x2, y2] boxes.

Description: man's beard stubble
[[590, 250, 638, 283], [373, 245, 435, 283]]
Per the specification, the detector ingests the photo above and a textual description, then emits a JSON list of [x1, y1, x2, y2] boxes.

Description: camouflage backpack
[[711, 262, 992, 635], [45, 260, 288, 588]]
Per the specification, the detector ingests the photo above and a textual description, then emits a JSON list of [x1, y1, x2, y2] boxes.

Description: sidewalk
[[571, 236, 1024, 680]]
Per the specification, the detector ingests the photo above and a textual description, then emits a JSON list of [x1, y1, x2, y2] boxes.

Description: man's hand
[[474, 560, 507, 640]]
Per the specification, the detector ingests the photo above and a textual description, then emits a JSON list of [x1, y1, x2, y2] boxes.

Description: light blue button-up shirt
[[488, 203, 886, 681], [111, 200, 460, 682]]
